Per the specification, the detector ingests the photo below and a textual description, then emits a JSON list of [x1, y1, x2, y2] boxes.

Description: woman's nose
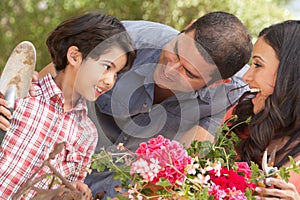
[[242, 67, 254, 83]]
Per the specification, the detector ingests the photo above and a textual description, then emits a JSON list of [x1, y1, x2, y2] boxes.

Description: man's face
[[153, 30, 217, 92]]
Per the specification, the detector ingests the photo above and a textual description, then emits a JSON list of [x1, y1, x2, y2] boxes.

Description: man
[[90, 11, 252, 150], [84, 11, 252, 198], [0, 11, 252, 198]]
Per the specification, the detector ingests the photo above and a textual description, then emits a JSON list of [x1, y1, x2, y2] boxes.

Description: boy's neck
[[54, 71, 79, 112]]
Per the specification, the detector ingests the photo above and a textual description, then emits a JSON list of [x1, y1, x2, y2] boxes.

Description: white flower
[[149, 157, 161, 173], [193, 173, 210, 185], [186, 162, 200, 175], [117, 143, 125, 150], [212, 161, 222, 177]]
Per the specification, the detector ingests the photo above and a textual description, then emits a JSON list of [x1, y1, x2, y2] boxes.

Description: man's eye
[[184, 67, 197, 78]]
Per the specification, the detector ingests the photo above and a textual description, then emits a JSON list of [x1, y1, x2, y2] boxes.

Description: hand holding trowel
[[0, 41, 36, 144]]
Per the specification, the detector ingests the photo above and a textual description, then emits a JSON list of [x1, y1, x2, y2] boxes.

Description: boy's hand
[[29, 71, 39, 96], [0, 70, 39, 132], [0, 95, 12, 132], [70, 181, 93, 200]]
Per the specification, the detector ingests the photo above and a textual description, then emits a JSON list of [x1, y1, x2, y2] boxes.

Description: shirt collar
[[35, 73, 87, 113], [134, 63, 156, 84]]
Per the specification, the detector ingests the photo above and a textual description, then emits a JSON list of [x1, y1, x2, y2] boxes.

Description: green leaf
[[156, 178, 172, 187]]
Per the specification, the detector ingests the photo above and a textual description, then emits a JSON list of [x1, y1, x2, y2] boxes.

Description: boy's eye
[[104, 65, 110, 70]]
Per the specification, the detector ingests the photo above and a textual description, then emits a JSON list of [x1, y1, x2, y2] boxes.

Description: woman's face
[[74, 46, 127, 101], [242, 37, 279, 114]]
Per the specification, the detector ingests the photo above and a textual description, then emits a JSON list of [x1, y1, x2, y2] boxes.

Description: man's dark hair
[[46, 12, 135, 72], [185, 11, 252, 82]]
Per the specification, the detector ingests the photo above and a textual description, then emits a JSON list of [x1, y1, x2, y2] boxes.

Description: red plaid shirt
[[0, 74, 97, 199]]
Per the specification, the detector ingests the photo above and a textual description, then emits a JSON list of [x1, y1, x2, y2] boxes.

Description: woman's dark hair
[[229, 20, 300, 167], [46, 12, 135, 72]]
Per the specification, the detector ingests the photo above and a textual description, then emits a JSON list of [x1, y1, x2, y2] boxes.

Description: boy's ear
[[66, 46, 82, 66]]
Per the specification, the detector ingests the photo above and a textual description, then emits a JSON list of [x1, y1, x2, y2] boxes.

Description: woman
[[226, 20, 300, 199]]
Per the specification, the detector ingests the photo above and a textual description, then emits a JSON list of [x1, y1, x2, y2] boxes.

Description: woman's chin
[[253, 104, 264, 114]]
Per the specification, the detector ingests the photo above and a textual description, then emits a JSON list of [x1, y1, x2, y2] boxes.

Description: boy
[[0, 12, 135, 199]]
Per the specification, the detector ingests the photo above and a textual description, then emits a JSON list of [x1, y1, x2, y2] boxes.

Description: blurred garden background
[[0, 0, 299, 71]]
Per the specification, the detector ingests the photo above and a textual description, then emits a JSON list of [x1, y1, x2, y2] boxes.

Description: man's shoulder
[[122, 20, 177, 31], [121, 20, 178, 49]]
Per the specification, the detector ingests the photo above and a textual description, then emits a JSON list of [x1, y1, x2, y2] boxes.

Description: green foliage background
[[0, 0, 295, 71]]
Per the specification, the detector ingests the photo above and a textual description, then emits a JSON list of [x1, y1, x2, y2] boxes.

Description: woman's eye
[[253, 62, 262, 68]]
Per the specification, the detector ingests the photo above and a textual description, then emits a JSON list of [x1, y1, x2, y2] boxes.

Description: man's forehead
[[176, 32, 217, 76]]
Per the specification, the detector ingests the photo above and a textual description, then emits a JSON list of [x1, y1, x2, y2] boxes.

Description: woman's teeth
[[250, 88, 260, 93]]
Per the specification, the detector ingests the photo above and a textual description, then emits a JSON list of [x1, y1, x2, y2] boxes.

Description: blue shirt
[[92, 20, 249, 152], [85, 20, 249, 199]]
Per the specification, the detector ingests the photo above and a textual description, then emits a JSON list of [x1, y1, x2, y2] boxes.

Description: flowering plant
[[131, 135, 191, 186], [91, 116, 299, 199]]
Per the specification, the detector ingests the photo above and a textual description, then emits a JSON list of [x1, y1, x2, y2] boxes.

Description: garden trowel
[[0, 41, 36, 144]]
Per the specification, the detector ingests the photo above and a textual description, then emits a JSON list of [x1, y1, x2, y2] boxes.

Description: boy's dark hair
[[185, 11, 252, 82], [46, 12, 135, 72]]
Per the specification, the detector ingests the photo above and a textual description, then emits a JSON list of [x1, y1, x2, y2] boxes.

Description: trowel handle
[[5, 85, 17, 109]]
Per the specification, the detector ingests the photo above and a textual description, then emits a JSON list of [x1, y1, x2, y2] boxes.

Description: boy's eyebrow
[[102, 59, 117, 68]]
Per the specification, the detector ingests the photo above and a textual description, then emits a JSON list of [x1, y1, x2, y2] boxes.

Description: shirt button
[[143, 103, 147, 108]]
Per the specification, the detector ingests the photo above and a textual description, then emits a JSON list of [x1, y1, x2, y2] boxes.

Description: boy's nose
[[104, 73, 116, 87]]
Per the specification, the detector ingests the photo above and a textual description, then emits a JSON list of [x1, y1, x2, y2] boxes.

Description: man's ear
[[66, 46, 82, 66], [183, 19, 197, 30]]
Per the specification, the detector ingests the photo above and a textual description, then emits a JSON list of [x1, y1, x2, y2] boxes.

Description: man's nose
[[165, 61, 181, 75]]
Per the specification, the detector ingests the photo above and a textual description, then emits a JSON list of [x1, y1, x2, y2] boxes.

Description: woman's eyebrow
[[252, 55, 266, 63]]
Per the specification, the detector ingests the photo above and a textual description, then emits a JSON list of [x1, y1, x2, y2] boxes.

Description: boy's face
[[153, 30, 217, 92], [74, 47, 127, 101]]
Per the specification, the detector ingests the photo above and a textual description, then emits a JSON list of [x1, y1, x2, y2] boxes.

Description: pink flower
[[209, 185, 247, 200], [131, 135, 191, 185], [235, 162, 252, 179], [209, 184, 227, 200]]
